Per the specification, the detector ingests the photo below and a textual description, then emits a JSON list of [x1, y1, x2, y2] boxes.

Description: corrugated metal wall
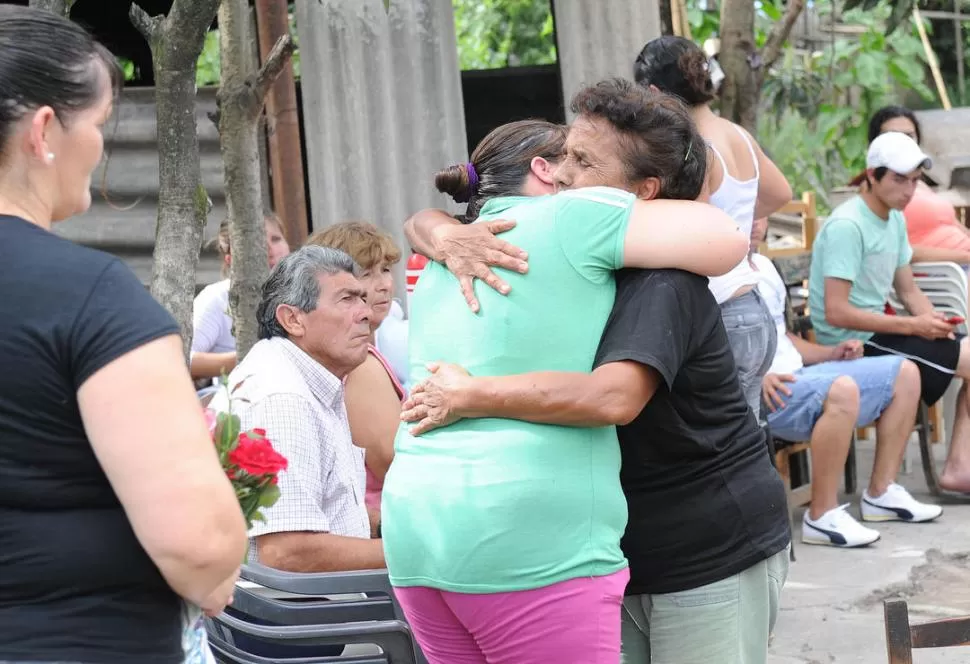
[[294, 0, 467, 300], [553, 0, 662, 117], [55, 87, 228, 288], [57, 1, 664, 294]]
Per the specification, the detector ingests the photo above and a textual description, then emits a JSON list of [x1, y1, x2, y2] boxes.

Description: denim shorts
[[766, 355, 904, 442], [720, 290, 778, 422]]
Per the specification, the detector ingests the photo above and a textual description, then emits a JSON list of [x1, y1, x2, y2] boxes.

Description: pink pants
[[394, 568, 629, 664]]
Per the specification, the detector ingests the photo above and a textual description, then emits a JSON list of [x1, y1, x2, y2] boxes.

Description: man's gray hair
[[257, 245, 360, 340]]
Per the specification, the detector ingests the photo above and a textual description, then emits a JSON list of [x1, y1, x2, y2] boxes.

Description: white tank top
[[707, 125, 761, 304]]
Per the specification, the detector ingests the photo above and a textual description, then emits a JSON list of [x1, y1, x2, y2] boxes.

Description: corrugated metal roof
[[553, 0, 662, 118], [294, 0, 468, 301]]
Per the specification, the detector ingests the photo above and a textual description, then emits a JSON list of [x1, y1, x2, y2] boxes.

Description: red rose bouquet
[[204, 408, 288, 529], [182, 409, 288, 663]]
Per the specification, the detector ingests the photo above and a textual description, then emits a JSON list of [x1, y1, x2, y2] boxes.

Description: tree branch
[[129, 2, 163, 42], [28, 0, 73, 17], [252, 34, 296, 103], [761, 0, 806, 70], [164, 0, 223, 67], [167, 0, 224, 39]]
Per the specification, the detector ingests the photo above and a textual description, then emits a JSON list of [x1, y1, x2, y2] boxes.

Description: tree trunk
[[216, 0, 294, 360], [718, 0, 806, 133], [718, 0, 759, 131], [658, 0, 674, 36], [28, 0, 72, 17], [130, 0, 222, 360]]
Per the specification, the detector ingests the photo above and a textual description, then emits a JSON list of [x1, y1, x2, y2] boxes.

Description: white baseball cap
[[866, 131, 932, 174]]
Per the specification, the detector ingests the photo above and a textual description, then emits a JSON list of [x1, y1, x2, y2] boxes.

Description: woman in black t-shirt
[[0, 7, 248, 664]]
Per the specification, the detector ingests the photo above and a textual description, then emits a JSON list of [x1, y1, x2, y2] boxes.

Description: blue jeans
[[766, 355, 904, 441], [721, 290, 778, 423], [620, 547, 790, 664]]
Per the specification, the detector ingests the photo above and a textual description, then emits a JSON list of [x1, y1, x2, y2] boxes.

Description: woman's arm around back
[[623, 198, 749, 276]]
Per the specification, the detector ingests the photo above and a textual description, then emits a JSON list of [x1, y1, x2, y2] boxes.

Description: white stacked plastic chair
[[887, 261, 967, 473], [888, 261, 968, 329]]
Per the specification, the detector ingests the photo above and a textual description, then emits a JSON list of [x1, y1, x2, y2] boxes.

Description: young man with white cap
[[810, 131, 970, 494], [751, 217, 941, 547]]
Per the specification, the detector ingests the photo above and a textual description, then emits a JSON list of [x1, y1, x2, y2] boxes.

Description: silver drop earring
[[46, 152, 55, 163]]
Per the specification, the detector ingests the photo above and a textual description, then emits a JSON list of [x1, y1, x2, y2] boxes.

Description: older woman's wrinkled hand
[[401, 362, 474, 435], [430, 221, 529, 313]]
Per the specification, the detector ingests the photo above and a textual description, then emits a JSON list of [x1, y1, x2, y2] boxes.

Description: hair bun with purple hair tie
[[458, 162, 479, 203]]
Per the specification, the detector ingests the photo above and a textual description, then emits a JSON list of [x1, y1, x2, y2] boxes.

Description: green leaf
[[854, 51, 884, 89], [887, 59, 922, 86], [216, 412, 241, 454], [196, 29, 220, 87], [687, 6, 704, 28], [761, 0, 782, 22], [912, 81, 936, 101], [257, 483, 282, 508], [885, 0, 915, 36]]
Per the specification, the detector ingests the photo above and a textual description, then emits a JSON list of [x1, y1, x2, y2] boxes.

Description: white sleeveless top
[[707, 125, 761, 304]]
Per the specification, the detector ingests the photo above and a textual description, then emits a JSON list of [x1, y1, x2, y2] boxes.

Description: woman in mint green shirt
[[382, 87, 747, 664]]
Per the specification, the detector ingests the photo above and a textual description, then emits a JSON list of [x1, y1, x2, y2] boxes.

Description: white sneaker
[[802, 505, 881, 547], [861, 483, 943, 523]]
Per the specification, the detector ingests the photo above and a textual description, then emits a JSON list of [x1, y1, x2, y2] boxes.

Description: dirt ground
[[769, 438, 970, 664]]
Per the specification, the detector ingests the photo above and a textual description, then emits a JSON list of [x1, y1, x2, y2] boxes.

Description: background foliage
[[757, 1, 934, 211], [451, 0, 556, 69]]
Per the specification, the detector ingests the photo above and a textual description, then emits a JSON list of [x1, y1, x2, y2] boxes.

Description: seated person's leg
[[863, 334, 959, 406], [766, 367, 857, 518], [767, 367, 878, 547], [828, 356, 941, 521], [864, 334, 968, 492], [865, 357, 919, 496], [941, 338, 970, 491]]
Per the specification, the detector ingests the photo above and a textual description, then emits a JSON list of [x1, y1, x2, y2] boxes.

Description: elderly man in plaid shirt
[[212, 245, 385, 572]]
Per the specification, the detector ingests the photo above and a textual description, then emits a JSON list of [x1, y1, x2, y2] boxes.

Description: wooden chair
[[884, 599, 970, 663], [761, 191, 818, 258]]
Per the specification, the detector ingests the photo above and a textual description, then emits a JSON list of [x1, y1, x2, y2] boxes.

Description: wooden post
[[884, 600, 914, 664], [914, 7, 952, 110], [253, 0, 307, 246], [801, 190, 817, 250]]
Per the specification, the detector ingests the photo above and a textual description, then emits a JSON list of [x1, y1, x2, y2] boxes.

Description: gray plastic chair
[[207, 613, 416, 664], [206, 563, 425, 664]]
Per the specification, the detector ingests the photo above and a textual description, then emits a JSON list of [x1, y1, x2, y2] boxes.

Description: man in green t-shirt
[[809, 131, 970, 493]]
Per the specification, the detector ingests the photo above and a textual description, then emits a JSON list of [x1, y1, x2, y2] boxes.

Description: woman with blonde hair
[[308, 221, 405, 511], [0, 6, 247, 662]]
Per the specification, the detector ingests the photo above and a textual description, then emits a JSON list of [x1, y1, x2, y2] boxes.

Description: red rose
[[229, 433, 288, 477]]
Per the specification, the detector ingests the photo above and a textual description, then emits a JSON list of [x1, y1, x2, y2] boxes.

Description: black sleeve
[[593, 271, 693, 390], [69, 259, 181, 389]]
